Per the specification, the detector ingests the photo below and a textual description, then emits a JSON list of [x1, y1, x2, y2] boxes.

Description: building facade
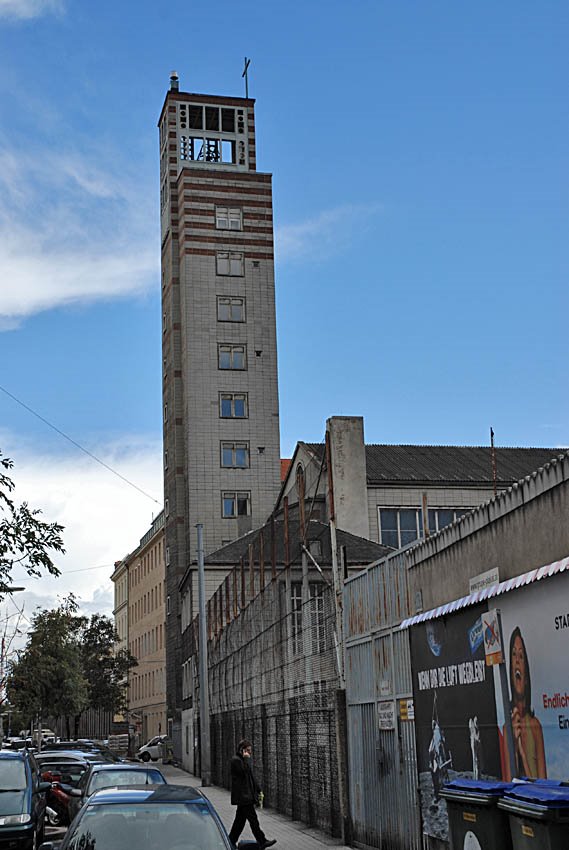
[[111, 558, 128, 656], [158, 75, 282, 745], [112, 512, 167, 745], [278, 416, 560, 550]]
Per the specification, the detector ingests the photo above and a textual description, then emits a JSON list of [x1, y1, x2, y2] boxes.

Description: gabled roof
[[203, 518, 391, 568], [305, 443, 562, 486]]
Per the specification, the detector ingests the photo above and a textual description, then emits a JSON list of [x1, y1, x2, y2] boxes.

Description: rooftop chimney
[[170, 71, 179, 91]]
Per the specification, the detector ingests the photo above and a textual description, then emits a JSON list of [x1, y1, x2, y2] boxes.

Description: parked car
[[66, 763, 167, 822], [20, 729, 58, 746], [136, 735, 168, 762], [0, 749, 50, 849], [39, 784, 234, 850], [42, 741, 123, 762], [36, 748, 117, 765]]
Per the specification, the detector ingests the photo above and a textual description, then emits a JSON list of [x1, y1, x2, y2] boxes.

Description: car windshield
[[88, 770, 165, 793], [66, 802, 228, 850], [0, 761, 27, 791]]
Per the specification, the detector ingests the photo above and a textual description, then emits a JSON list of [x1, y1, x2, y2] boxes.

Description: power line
[[0, 384, 160, 505], [14, 563, 116, 583]]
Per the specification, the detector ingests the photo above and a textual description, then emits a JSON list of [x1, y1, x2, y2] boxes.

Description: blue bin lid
[[443, 778, 514, 797], [505, 784, 569, 808]]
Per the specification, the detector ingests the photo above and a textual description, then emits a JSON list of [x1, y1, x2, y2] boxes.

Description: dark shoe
[[262, 841, 277, 848]]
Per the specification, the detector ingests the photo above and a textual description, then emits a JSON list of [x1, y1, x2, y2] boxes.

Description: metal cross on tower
[[242, 57, 251, 98]]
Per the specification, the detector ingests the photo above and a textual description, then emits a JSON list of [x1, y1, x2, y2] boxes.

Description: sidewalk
[[159, 762, 352, 850]]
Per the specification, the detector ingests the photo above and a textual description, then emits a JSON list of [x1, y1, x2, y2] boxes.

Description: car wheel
[[141, 751, 151, 762]]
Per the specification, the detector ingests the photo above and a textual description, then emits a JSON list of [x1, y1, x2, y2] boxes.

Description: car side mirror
[[36, 782, 52, 793], [69, 788, 83, 797]]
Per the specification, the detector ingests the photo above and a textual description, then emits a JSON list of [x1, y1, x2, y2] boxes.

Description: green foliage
[[7, 596, 88, 721], [80, 613, 137, 715], [0, 451, 64, 588], [6, 596, 137, 723]]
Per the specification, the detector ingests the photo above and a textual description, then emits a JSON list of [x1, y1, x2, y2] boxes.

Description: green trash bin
[[498, 783, 569, 849], [440, 778, 514, 850]]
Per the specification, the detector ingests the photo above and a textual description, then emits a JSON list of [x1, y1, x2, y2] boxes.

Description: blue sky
[[0, 0, 567, 629]]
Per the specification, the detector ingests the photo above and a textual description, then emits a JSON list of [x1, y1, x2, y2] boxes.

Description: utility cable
[[0, 384, 160, 505]]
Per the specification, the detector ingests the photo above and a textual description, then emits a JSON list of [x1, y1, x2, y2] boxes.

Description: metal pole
[[196, 524, 211, 786]]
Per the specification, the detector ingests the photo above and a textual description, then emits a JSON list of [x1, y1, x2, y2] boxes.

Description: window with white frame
[[216, 207, 242, 230], [310, 583, 326, 654], [216, 252, 244, 276], [222, 491, 251, 518], [291, 582, 303, 656], [219, 392, 248, 418], [217, 296, 245, 322], [218, 344, 246, 370], [221, 442, 249, 468], [378, 507, 471, 549]]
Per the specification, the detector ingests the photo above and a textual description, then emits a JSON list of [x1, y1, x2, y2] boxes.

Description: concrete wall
[[405, 452, 569, 612]]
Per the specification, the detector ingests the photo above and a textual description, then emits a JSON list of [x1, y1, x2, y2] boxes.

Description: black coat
[[230, 753, 260, 806]]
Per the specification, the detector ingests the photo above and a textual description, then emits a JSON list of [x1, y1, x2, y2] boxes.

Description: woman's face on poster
[[511, 634, 527, 700]]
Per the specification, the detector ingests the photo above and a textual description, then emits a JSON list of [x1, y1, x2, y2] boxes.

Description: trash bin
[[441, 778, 514, 850], [498, 783, 569, 849]]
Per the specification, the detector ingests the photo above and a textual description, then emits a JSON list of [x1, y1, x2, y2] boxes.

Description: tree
[[0, 451, 64, 589], [6, 596, 137, 738], [6, 596, 88, 733], [80, 614, 136, 716]]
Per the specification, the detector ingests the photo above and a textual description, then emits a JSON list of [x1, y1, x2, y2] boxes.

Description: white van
[[137, 735, 167, 762]]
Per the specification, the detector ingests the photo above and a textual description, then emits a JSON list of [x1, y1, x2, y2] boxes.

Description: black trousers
[[228, 803, 266, 846]]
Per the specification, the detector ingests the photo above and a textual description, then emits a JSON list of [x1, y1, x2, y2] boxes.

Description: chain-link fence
[[192, 565, 345, 836]]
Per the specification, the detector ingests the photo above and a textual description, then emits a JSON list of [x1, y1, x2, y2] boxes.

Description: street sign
[[469, 567, 499, 594]]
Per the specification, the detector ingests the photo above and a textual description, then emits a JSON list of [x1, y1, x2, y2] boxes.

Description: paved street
[[159, 762, 352, 850]]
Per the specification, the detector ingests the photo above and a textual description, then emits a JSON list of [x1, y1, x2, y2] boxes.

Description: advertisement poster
[[493, 575, 569, 781], [410, 604, 500, 841]]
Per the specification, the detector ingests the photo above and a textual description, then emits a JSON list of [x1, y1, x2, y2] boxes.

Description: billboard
[[409, 573, 569, 841], [410, 603, 500, 841], [493, 577, 569, 781]]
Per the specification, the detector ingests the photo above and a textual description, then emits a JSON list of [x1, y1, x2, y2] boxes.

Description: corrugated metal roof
[[399, 555, 569, 629], [305, 443, 561, 486]]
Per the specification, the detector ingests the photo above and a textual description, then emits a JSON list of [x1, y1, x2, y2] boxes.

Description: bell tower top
[[158, 74, 257, 176]]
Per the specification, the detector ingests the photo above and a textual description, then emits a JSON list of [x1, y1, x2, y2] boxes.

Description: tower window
[[221, 442, 249, 468], [219, 393, 248, 418], [222, 491, 251, 518], [218, 344, 246, 370], [179, 136, 236, 164], [216, 207, 242, 231], [217, 296, 245, 322], [217, 252, 244, 276]]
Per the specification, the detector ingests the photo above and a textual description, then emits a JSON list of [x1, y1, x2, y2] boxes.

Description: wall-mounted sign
[[378, 701, 396, 730], [469, 567, 500, 594], [399, 698, 414, 721], [481, 609, 503, 666]]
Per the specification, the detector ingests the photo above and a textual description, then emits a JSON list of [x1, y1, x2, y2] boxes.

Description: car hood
[[0, 791, 26, 815]]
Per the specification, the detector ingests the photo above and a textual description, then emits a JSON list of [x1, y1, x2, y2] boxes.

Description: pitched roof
[[306, 443, 562, 486], [203, 518, 391, 568]]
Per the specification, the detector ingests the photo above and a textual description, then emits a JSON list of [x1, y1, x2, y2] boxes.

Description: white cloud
[[0, 0, 63, 19], [0, 144, 159, 325], [0, 432, 163, 643], [275, 203, 382, 263]]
